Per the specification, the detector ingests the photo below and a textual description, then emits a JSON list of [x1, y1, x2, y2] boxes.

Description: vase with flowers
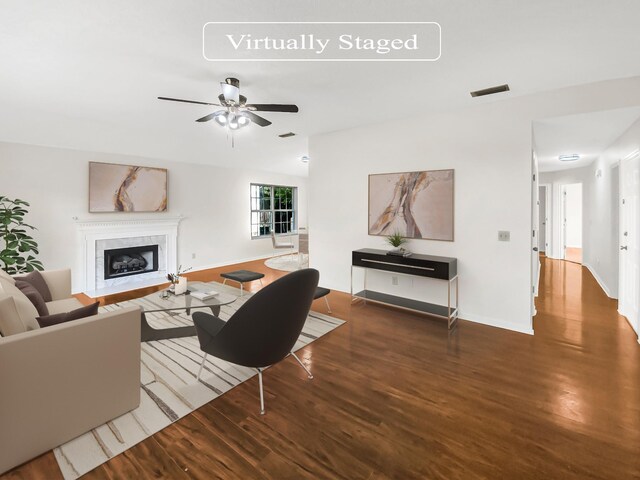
[[167, 265, 192, 295]]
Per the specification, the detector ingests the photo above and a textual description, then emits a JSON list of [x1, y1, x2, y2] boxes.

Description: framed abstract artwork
[[89, 162, 168, 213], [368, 169, 454, 241]]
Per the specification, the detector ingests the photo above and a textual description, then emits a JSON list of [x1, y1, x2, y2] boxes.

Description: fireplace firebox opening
[[104, 244, 159, 280]]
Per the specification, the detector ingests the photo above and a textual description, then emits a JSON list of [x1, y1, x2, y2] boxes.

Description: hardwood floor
[[4, 256, 640, 479], [565, 247, 583, 264]]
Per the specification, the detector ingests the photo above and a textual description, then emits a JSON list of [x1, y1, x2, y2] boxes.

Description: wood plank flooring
[[3, 256, 639, 479], [565, 247, 583, 264]]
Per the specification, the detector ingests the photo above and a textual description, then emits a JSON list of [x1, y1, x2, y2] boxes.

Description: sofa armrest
[[0, 306, 141, 475], [39, 268, 72, 300]]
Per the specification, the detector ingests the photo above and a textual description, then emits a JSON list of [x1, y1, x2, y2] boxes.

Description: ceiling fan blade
[[196, 110, 225, 122], [220, 82, 240, 104], [245, 111, 272, 127], [245, 104, 299, 113], [158, 96, 220, 106]]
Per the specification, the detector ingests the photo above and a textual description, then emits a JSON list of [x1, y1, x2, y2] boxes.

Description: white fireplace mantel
[[75, 216, 183, 295]]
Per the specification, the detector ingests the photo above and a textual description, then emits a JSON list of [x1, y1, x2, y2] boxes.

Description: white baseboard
[[459, 312, 535, 335], [583, 262, 616, 299], [618, 308, 639, 339]]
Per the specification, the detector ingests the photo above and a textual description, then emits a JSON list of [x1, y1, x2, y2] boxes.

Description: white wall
[[564, 183, 583, 248], [309, 76, 640, 335], [0, 141, 307, 292], [587, 115, 640, 297]]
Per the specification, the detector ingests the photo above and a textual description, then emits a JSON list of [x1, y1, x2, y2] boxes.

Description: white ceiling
[[1, 0, 640, 176], [534, 107, 640, 172]]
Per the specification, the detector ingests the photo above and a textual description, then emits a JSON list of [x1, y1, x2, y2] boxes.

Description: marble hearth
[[75, 217, 182, 297]]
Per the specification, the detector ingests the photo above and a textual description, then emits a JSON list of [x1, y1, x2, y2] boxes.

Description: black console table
[[351, 248, 459, 328]]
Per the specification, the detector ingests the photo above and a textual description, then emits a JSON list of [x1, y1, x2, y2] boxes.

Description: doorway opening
[[560, 183, 583, 264]]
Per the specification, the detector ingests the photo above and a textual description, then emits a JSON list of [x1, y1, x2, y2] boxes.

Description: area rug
[[53, 281, 344, 479], [264, 253, 309, 272]]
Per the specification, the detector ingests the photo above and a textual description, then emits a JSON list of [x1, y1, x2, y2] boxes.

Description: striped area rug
[[53, 282, 344, 479]]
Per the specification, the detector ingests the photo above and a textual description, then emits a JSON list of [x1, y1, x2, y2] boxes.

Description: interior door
[[619, 152, 640, 335], [532, 152, 540, 307], [539, 186, 547, 253], [561, 186, 567, 259]]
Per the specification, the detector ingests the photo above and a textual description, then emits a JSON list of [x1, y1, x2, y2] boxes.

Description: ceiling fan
[[158, 77, 299, 130]]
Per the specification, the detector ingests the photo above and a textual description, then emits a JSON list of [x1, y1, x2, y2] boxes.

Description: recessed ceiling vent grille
[[470, 84, 510, 98], [278, 132, 296, 138]]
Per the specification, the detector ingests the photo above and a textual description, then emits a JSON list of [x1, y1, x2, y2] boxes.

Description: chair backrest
[[199, 268, 319, 368]]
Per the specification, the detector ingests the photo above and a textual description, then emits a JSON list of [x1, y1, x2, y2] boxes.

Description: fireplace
[[104, 244, 159, 280]]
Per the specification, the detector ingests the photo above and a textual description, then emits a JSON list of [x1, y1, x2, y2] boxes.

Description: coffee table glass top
[[140, 281, 237, 313]]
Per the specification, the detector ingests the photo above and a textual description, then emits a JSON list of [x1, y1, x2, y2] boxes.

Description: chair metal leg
[[240, 282, 244, 296], [290, 352, 314, 379], [256, 368, 265, 415], [197, 353, 207, 381], [259, 278, 263, 287], [222, 279, 228, 285], [324, 296, 332, 314]]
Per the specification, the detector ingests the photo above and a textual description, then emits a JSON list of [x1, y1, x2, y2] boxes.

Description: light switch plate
[[498, 231, 510, 242]]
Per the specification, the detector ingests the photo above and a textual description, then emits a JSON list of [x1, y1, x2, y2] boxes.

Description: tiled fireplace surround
[[75, 217, 182, 296]]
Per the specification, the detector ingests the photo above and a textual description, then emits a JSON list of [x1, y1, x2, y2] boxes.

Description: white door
[[539, 186, 547, 253], [619, 152, 640, 336], [532, 152, 540, 307]]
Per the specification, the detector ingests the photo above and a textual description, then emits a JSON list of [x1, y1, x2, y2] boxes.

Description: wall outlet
[[191, 253, 196, 259], [498, 231, 510, 242], [391, 276, 399, 286]]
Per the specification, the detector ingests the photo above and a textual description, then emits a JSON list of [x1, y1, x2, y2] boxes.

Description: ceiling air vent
[[278, 132, 296, 138], [470, 84, 510, 98]]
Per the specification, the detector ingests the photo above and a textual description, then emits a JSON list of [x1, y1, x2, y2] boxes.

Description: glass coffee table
[[140, 282, 237, 342]]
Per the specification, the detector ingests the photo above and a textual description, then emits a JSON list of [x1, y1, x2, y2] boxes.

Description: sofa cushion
[[0, 295, 26, 336], [14, 271, 52, 302], [36, 302, 100, 328], [46, 297, 84, 315], [15, 280, 49, 317], [0, 277, 39, 331], [0, 269, 15, 285]]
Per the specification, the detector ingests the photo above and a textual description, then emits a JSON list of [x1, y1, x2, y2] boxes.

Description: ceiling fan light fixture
[[237, 113, 250, 127], [213, 111, 228, 125]]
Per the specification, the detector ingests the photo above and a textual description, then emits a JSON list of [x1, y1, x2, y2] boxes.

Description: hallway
[[533, 255, 640, 467]]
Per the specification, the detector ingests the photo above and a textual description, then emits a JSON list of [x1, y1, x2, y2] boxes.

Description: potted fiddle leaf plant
[[0, 196, 44, 274]]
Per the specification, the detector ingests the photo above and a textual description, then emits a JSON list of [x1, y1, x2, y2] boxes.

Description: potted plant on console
[[386, 231, 411, 257]]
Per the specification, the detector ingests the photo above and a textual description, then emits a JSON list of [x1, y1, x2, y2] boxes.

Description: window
[[250, 184, 297, 238]]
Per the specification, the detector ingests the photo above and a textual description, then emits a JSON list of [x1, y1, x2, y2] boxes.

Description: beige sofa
[[0, 268, 141, 475]]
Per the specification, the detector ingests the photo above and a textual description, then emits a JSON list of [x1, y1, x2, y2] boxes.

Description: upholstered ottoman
[[220, 270, 265, 296]]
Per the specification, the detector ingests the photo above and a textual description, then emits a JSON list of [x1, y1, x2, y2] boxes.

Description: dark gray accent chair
[[193, 268, 320, 414]]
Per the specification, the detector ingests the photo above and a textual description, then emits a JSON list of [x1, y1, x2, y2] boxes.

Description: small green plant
[[386, 231, 407, 249], [0, 196, 43, 274]]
